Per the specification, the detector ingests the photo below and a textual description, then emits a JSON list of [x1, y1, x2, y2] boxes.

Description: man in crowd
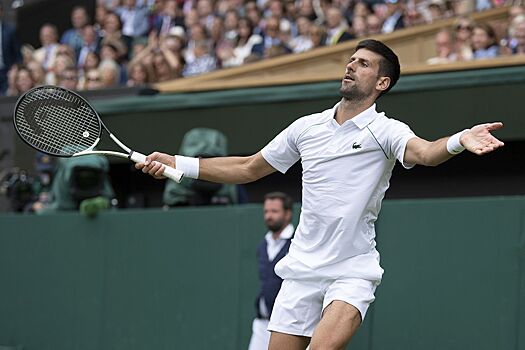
[[0, 3, 22, 95]]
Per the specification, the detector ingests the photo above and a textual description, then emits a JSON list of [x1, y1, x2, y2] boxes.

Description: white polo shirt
[[261, 102, 416, 281]]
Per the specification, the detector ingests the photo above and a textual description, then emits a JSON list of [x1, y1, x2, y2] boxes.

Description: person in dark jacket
[[248, 192, 294, 350], [0, 3, 22, 95]]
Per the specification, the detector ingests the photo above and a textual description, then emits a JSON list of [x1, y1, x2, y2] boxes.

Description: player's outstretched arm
[[135, 151, 276, 184], [404, 122, 504, 166]]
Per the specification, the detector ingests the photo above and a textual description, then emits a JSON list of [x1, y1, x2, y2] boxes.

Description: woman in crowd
[[220, 17, 263, 67], [472, 23, 499, 59]]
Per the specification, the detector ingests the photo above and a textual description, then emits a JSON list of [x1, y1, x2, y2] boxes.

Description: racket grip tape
[[129, 151, 184, 183]]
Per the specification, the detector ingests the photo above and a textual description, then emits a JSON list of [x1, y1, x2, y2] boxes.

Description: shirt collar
[[265, 223, 294, 243], [331, 102, 379, 129]]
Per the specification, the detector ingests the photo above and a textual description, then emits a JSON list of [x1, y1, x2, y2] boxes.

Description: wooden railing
[[155, 6, 514, 93]]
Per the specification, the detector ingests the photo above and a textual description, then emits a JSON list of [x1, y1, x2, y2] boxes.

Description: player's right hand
[[135, 152, 176, 179]]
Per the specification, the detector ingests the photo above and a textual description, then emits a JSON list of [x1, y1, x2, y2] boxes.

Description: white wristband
[[175, 155, 199, 179], [446, 129, 469, 155]]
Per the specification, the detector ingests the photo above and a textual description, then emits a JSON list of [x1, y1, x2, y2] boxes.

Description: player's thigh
[[268, 330, 310, 350], [310, 277, 378, 350], [309, 300, 361, 350]]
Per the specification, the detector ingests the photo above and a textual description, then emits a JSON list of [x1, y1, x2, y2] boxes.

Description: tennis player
[[137, 39, 504, 349]]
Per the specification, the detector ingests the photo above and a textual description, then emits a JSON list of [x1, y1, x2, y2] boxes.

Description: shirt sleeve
[[261, 121, 301, 174], [387, 119, 417, 169]]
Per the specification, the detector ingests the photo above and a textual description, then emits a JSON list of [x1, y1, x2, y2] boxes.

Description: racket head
[[13, 85, 103, 157]]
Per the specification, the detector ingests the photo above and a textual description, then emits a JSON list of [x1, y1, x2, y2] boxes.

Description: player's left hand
[[461, 122, 505, 155]]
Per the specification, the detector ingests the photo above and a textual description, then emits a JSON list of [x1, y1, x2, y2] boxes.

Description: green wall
[[0, 196, 524, 349]]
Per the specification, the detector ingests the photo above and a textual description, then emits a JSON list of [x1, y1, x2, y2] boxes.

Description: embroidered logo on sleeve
[[352, 142, 362, 149]]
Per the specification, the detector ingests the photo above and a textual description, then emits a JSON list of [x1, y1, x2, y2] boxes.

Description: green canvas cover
[[163, 128, 238, 206], [41, 155, 115, 212]]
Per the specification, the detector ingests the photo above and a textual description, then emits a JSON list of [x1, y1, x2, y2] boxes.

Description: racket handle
[[129, 151, 184, 183]]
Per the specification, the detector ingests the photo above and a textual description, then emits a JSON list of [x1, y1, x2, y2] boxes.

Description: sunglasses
[[456, 25, 472, 31]]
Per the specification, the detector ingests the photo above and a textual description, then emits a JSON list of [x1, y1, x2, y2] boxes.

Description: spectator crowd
[[2, 0, 525, 97]]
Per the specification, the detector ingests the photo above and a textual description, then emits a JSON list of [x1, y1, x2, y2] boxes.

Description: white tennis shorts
[[267, 276, 378, 337]]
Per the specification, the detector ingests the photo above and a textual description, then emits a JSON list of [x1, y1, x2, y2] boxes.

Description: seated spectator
[[308, 23, 327, 50], [245, 1, 264, 35], [423, 0, 447, 23], [11, 66, 35, 96], [33, 23, 59, 71], [78, 51, 101, 88], [77, 25, 101, 69], [297, 0, 317, 21], [472, 23, 499, 59], [115, 0, 151, 38], [100, 40, 128, 84], [154, 0, 185, 36], [184, 8, 201, 30], [267, 0, 293, 33], [185, 23, 209, 64], [251, 16, 291, 58], [453, 16, 474, 61], [127, 61, 151, 86], [210, 14, 226, 49], [94, 4, 109, 32], [100, 11, 132, 57], [57, 67, 79, 90], [56, 44, 77, 62], [504, 14, 525, 55], [353, 2, 372, 21], [196, 0, 215, 31], [367, 14, 383, 35], [278, 21, 294, 51], [182, 40, 218, 77], [164, 26, 186, 55], [219, 17, 262, 67], [99, 58, 121, 87], [83, 68, 104, 90], [46, 53, 75, 85], [509, 5, 525, 22], [324, 7, 354, 45], [26, 60, 46, 86], [427, 29, 455, 64], [61, 6, 90, 54], [382, 0, 405, 34], [288, 16, 313, 53], [224, 9, 240, 35], [351, 15, 368, 38], [159, 37, 185, 77]]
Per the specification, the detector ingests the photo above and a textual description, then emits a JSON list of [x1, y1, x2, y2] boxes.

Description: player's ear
[[376, 76, 390, 92], [285, 209, 292, 222]]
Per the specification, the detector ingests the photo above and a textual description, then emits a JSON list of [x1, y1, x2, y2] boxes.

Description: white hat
[[168, 26, 186, 39]]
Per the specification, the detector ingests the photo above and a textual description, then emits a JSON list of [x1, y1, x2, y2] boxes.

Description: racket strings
[[15, 87, 101, 156]]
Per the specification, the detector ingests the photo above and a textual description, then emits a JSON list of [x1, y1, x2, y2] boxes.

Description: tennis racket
[[13, 85, 184, 182]]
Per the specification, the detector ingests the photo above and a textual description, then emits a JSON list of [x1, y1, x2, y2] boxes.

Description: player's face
[[340, 48, 387, 101], [264, 199, 289, 233]]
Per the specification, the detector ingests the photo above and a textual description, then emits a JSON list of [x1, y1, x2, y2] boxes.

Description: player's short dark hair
[[355, 39, 400, 97], [264, 192, 293, 211]]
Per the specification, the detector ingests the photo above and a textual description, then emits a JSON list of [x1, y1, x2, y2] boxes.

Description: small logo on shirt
[[352, 142, 362, 149]]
